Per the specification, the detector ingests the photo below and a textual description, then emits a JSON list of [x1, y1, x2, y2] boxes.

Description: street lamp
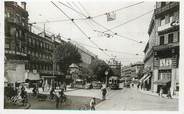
[[105, 70, 109, 87]]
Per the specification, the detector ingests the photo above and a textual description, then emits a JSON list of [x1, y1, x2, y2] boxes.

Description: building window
[[40, 42, 43, 48], [33, 39, 35, 46], [168, 33, 173, 43], [5, 43, 10, 49], [161, 2, 166, 7], [160, 17, 165, 26], [169, 13, 173, 23], [160, 36, 164, 45]]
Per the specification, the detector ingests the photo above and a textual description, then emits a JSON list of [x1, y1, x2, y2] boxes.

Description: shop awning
[[143, 75, 151, 82], [139, 74, 148, 82], [153, 79, 171, 85]]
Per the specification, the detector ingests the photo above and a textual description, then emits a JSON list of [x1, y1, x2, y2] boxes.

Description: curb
[[138, 89, 178, 99]]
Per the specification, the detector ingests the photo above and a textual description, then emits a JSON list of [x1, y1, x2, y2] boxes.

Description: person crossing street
[[101, 86, 107, 100]]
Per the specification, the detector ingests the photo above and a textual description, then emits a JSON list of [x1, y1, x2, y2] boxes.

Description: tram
[[109, 76, 120, 89]]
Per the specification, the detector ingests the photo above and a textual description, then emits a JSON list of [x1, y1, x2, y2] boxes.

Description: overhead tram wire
[[29, 2, 145, 25], [92, 1, 144, 18], [78, 1, 90, 16], [103, 9, 154, 32], [51, 1, 111, 58], [58, 2, 144, 44], [71, 2, 87, 16], [70, 40, 144, 56]]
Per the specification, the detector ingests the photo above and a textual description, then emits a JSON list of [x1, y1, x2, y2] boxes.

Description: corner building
[[144, 2, 179, 95]]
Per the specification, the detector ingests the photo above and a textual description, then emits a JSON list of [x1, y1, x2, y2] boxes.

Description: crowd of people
[[4, 81, 109, 110], [5, 83, 28, 106]]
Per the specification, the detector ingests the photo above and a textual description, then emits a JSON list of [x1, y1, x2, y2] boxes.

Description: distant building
[[121, 62, 144, 82], [143, 2, 179, 95], [107, 58, 121, 77]]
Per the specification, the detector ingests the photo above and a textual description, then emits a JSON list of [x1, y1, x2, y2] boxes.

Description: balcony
[[5, 50, 27, 56], [154, 2, 179, 17], [153, 42, 179, 51], [158, 22, 173, 32], [39, 70, 63, 75]]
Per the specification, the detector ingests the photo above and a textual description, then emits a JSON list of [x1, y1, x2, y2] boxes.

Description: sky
[[24, 0, 155, 65]]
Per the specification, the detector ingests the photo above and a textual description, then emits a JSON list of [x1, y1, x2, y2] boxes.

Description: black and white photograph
[[1, 0, 183, 112]]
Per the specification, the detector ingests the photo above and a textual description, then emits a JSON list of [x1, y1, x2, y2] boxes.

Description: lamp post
[[105, 70, 109, 87]]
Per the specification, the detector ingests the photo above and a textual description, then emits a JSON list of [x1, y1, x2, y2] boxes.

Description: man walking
[[159, 88, 163, 97], [101, 86, 107, 100], [90, 97, 96, 110], [55, 92, 60, 109]]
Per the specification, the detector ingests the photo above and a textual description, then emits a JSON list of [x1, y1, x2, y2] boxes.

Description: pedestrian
[[167, 89, 172, 99], [63, 82, 67, 91], [159, 88, 163, 97], [55, 92, 60, 109], [22, 90, 28, 106], [50, 88, 55, 100], [42, 81, 45, 92], [21, 89, 28, 106], [90, 97, 96, 110], [32, 86, 37, 97], [101, 87, 107, 100], [21, 85, 25, 92], [59, 89, 65, 104]]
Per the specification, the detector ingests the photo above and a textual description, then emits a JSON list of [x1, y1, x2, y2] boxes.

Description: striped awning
[[139, 74, 148, 82], [143, 75, 151, 82]]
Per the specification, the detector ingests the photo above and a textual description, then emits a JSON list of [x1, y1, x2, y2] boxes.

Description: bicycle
[[79, 104, 89, 110]]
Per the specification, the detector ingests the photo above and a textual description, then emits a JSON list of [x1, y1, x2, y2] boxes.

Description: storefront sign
[[160, 58, 172, 67]]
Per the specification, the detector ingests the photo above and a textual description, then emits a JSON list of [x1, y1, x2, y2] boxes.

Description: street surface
[[65, 88, 178, 111]]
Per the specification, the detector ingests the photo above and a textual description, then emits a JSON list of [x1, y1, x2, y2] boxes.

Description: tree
[[78, 66, 93, 82], [89, 59, 112, 82], [54, 42, 81, 75]]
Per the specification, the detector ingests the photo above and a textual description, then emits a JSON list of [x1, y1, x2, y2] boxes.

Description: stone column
[[153, 69, 158, 93], [171, 68, 177, 96]]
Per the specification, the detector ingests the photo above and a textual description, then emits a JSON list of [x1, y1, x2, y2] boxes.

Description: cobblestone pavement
[[20, 87, 178, 110], [64, 87, 178, 111], [95, 88, 178, 111]]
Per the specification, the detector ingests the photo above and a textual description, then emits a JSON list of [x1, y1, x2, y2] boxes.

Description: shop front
[[154, 69, 171, 94]]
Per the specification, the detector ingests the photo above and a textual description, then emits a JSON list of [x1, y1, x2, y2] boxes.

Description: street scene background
[[3, 0, 180, 111]]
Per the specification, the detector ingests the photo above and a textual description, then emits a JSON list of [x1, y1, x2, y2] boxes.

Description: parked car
[[92, 81, 102, 89], [85, 83, 93, 89]]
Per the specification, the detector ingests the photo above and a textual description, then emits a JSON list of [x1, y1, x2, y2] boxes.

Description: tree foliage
[[89, 59, 112, 82], [54, 42, 81, 75]]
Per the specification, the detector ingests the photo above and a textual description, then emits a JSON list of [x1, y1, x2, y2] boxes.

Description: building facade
[[121, 62, 144, 85], [107, 58, 121, 77], [144, 2, 179, 95], [4, 1, 64, 86], [5, 1, 29, 83]]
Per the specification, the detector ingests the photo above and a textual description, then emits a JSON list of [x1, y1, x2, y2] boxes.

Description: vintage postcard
[[1, 0, 182, 113]]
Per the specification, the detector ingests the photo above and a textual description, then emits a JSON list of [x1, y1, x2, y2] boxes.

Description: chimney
[[21, 2, 26, 10]]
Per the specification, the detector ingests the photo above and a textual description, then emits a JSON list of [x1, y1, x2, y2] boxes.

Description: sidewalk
[[137, 88, 178, 99]]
